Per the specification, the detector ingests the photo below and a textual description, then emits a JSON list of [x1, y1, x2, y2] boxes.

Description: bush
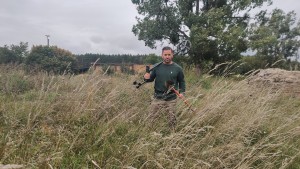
[[0, 73, 33, 94], [236, 55, 300, 74], [25, 45, 78, 74], [236, 56, 269, 74]]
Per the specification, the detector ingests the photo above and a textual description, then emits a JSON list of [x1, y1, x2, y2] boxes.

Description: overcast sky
[[0, 0, 299, 55]]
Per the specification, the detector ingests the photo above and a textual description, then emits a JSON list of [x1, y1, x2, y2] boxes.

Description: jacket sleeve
[[178, 69, 185, 93], [144, 69, 156, 82]]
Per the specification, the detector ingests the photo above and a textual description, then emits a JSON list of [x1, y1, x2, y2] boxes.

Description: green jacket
[[146, 62, 185, 101]]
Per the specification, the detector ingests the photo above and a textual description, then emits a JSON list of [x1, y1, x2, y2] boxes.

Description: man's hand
[[144, 73, 150, 79], [178, 93, 184, 98]]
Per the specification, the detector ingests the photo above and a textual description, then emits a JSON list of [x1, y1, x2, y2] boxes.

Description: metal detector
[[133, 62, 163, 88]]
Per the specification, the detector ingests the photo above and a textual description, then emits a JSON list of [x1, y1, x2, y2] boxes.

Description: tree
[[0, 46, 16, 64], [249, 9, 300, 65], [131, 0, 272, 69], [143, 54, 161, 64], [10, 42, 29, 62], [0, 42, 29, 64], [26, 45, 77, 74]]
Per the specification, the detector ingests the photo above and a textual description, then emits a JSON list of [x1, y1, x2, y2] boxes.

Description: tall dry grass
[[0, 65, 299, 168]]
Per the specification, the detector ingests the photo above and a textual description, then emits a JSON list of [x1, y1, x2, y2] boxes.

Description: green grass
[[0, 65, 299, 168]]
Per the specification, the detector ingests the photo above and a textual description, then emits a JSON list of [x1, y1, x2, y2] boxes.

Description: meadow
[[0, 65, 299, 168]]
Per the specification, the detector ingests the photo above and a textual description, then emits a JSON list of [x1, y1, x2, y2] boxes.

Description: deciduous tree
[[131, 0, 273, 69], [249, 9, 300, 65], [0, 42, 28, 64], [26, 45, 77, 74]]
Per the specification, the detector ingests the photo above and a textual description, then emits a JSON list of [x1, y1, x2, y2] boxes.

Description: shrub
[[0, 73, 33, 94]]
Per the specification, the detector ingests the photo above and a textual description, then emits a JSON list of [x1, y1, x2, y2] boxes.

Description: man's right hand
[[144, 73, 150, 79]]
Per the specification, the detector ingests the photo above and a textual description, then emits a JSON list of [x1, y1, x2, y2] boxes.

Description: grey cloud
[[90, 36, 105, 44], [0, 0, 298, 56]]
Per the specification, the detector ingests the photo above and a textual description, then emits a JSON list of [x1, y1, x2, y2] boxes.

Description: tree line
[[77, 53, 148, 68], [0, 43, 161, 74]]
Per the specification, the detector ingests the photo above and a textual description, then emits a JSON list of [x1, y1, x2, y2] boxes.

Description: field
[[0, 65, 300, 168]]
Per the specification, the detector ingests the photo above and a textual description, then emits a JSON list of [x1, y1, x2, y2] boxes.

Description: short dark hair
[[162, 46, 173, 53]]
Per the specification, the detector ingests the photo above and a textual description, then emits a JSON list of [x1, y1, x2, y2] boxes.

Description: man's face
[[162, 49, 173, 64]]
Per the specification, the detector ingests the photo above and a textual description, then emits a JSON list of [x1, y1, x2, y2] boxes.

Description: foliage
[[236, 56, 269, 74], [76, 53, 147, 69], [236, 55, 300, 75], [0, 42, 29, 64], [131, 0, 300, 75], [143, 53, 161, 64], [249, 9, 300, 63], [131, 0, 273, 67], [0, 72, 33, 94], [0, 47, 15, 64], [25, 45, 77, 74]]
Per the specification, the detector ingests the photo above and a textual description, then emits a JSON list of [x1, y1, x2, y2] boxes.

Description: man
[[144, 46, 186, 130]]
